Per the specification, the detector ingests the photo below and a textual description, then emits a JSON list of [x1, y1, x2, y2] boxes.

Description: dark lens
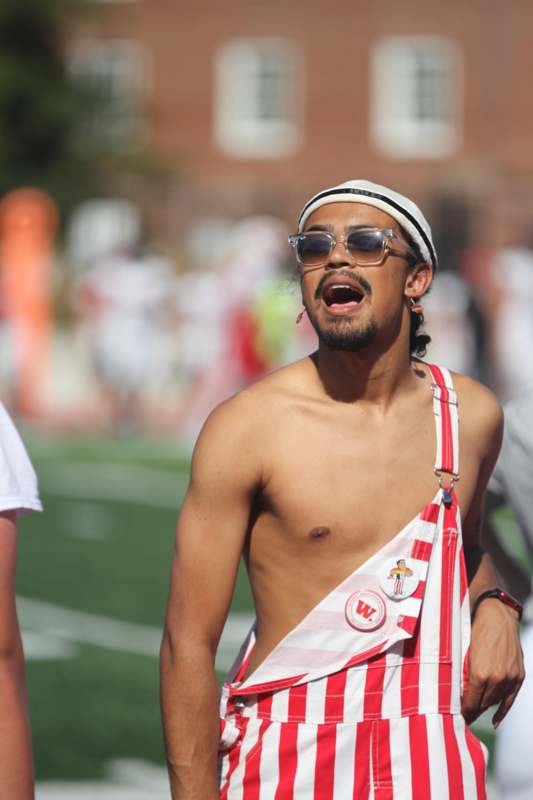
[[346, 229, 384, 262], [297, 233, 332, 265]]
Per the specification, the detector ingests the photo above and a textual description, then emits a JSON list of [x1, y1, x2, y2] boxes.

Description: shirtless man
[[160, 180, 524, 799]]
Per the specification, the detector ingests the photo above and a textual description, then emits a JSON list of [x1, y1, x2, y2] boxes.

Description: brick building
[[68, 0, 533, 247]]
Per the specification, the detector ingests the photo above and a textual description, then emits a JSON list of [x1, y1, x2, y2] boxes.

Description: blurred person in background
[[173, 219, 232, 440], [252, 268, 305, 367], [161, 180, 523, 799], [0, 404, 42, 797], [423, 271, 481, 377], [74, 243, 174, 431], [483, 390, 533, 800], [223, 216, 292, 386], [490, 239, 533, 400], [175, 216, 296, 440], [427, 194, 488, 382]]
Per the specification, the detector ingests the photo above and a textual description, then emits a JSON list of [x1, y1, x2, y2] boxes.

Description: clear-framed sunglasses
[[288, 227, 417, 273]]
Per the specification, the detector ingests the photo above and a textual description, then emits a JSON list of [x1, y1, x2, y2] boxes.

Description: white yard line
[[36, 760, 500, 799], [18, 596, 254, 671], [37, 758, 170, 799], [19, 597, 161, 657], [37, 784, 168, 799], [36, 461, 188, 509], [22, 630, 78, 660]]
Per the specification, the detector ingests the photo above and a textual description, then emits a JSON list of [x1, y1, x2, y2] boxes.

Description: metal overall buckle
[[434, 469, 460, 507]]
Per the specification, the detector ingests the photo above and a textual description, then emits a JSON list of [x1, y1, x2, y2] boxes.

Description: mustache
[[314, 269, 373, 301]]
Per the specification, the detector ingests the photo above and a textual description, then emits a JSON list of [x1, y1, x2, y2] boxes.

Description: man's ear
[[404, 262, 433, 300]]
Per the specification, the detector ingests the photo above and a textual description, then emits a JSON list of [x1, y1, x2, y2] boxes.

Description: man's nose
[[326, 237, 353, 268]]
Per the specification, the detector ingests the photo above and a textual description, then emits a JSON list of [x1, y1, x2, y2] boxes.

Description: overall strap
[[427, 364, 460, 494]]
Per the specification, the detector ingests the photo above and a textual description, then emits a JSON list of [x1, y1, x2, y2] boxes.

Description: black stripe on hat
[[299, 187, 437, 270]]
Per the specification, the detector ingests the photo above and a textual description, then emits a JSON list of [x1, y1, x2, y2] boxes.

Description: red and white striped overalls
[[219, 365, 488, 799]]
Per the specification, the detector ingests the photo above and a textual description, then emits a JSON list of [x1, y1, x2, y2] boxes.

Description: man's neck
[[311, 339, 419, 410]]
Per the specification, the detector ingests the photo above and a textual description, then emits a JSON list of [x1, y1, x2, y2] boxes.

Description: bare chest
[[242, 385, 482, 674], [255, 405, 478, 556]]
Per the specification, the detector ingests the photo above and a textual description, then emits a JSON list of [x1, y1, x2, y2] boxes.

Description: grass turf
[[18, 434, 253, 779]]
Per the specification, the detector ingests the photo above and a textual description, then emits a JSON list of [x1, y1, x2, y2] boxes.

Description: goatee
[[311, 316, 378, 352], [307, 269, 377, 351]]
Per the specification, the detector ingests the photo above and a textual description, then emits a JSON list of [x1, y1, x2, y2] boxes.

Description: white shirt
[[0, 403, 42, 515]]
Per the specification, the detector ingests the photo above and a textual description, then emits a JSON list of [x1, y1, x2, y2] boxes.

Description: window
[[69, 39, 150, 148], [214, 38, 303, 159], [370, 37, 462, 159]]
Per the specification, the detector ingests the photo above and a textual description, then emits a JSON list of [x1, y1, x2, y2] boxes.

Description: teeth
[[326, 284, 361, 292]]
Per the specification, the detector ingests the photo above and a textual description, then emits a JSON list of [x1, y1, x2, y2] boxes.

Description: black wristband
[[471, 588, 523, 622]]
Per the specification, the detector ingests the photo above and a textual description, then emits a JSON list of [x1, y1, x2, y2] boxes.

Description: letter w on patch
[[356, 600, 376, 619]]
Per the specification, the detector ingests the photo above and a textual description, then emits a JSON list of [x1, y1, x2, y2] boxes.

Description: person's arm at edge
[[482, 491, 531, 604], [459, 382, 524, 727], [160, 398, 262, 799], [0, 511, 34, 799]]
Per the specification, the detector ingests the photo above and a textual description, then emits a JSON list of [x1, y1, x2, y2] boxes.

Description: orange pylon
[[0, 188, 58, 417]]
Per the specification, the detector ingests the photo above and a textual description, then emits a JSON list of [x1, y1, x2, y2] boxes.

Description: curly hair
[[409, 306, 431, 357]]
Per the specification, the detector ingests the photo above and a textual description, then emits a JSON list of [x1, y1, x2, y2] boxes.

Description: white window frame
[[69, 38, 151, 147], [214, 38, 303, 159], [370, 36, 462, 159]]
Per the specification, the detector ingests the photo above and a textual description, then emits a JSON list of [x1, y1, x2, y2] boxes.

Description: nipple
[[309, 526, 331, 540]]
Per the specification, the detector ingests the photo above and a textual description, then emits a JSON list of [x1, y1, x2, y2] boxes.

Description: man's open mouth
[[322, 283, 365, 312]]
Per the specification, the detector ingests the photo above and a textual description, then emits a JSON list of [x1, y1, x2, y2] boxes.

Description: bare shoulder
[[191, 359, 309, 484], [452, 371, 503, 430], [199, 359, 307, 438], [452, 371, 503, 461]]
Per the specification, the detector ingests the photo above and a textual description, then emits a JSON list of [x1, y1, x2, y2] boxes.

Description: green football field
[[16, 430, 520, 783], [17, 431, 251, 782]]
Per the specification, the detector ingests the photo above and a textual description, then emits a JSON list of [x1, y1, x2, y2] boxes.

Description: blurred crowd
[[0, 188, 532, 440], [72, 213, 316, 438], [0, 191, 317, 438]]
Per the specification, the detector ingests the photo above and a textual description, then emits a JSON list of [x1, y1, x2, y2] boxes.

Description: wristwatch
[[471, 588, 523, 622]]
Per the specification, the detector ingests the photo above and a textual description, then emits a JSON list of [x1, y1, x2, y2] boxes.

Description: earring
[[296, 308, 306, 324], [409, 298, 423, 314]]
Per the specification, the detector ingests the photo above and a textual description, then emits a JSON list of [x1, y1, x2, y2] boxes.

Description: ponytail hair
[[409, 307, 431, 357]]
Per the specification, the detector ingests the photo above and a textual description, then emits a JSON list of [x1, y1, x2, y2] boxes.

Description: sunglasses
[[288, 227, 416, 273]]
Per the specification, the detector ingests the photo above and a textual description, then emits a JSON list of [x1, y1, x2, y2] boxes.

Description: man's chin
[[314, 319, 378, 352]]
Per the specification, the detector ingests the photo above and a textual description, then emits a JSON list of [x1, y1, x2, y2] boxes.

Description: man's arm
[[160, 398, 262, 799], [0, 511, 34, 799], [459, 386, 524, 727]]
